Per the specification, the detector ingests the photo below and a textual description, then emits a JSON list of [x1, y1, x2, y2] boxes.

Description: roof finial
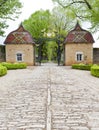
[[19, 22, 23, 27], [74, 21, 82, 31], [17, 22, 25, 32]]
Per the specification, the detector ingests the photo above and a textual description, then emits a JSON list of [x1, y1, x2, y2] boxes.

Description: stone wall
[[3, 43, 99, 65], [93, 48, 99, 64], [65, 43, 93, 66], [6, 44, 35, 65], [0, 45, 5, 62]]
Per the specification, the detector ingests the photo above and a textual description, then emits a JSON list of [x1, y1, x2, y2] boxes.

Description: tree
[[47, 41, 58, 61], [0, 0, 22, 36], [52, 0, 99, 33], [23, 10, 51, 41], [89, 1, 99, 32], [52, 0, 92, 10], [23, 10, 51, 63], [51, 6, 77, 39], [23, 7, 77, 63]]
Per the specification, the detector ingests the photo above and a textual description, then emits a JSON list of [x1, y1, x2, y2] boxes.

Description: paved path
[[0, 64, 99, 130]]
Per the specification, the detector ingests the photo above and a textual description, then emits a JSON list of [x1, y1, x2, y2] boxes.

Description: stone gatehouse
[[64, 22, 95, 65], [4, 24, 35, 66], [0, 23, 99, 65]]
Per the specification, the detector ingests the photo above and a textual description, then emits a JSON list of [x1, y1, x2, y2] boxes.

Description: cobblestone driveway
[[0, 64, 99, 130]]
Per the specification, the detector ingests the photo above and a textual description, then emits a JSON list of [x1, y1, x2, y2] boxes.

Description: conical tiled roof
[[64, 22, 94, 43], [4, 24, 35, 44]]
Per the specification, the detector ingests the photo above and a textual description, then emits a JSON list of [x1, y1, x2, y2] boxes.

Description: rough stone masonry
[[0, 64, 99, 130]]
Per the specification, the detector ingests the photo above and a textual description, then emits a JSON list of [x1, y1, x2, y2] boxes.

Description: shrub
[[1, 62, 27, 70], [91, 65, 99, 78], [0, 64, 7, 76], [72, 64, 92, 71]]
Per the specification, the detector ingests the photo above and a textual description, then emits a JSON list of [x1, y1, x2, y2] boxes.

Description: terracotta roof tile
[[4, 24, 35, 44], [64, 22, 94, 43]]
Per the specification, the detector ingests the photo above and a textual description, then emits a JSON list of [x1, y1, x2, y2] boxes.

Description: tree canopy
[[0, 0, 22, 36], [23, 8, 76, 62], [23, 7, 77, 44], [52, 0, 99, 33], [51, 6, 77, 39], [23, 10, 51, 41]]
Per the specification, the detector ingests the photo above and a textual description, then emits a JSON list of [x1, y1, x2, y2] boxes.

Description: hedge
[[91, 65, 99, 78], [1, 62, 27, 70], [0, 64, 7, 76], [72, 64, 92, 71]]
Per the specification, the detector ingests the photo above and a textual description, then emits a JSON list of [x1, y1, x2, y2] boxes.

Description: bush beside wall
[[91, 65, 99, 78], [72, 64, 92, 71], [0, 65, 7, 76], [1, 62, 27, 70]]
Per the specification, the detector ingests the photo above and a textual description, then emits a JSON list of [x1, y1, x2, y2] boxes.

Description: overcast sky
[[4, 0, 54, 34], [0, 0, 99, 47], [0, 0, 54, 44]]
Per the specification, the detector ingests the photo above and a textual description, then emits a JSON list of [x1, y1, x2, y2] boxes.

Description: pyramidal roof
[[64, 22, 94, 43], [4, 24, 35, 44]]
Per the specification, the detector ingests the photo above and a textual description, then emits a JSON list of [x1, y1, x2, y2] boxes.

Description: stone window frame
[[76, 52, 84, 62], [16, 52, 23, 62]]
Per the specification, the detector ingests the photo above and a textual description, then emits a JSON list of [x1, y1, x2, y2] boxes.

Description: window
[[76, 52, 83, 61], [16, 53, 22, 61]]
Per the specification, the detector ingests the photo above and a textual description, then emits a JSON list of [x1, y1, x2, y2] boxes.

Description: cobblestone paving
[[0, 64, 99, 130]]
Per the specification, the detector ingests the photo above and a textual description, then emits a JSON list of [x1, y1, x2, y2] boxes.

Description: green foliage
[[91, 65, 99, 78], [0, 64, 7, 76], [23, 10, 51, 40], [47, 41, 57, 61], [89, 1, 99, 32], [52, 0, 99, 33], [72, 64, 92, 71], [23, 8, 75, 62], [1, 62, 27, 70], [0, 0, 22, 36], [0, 62, 27, 76], [37, 41, 58, 62], [38, 41, 48, 61], [23, 9, 60, 62], [23, 7, 76, 42], [52, 6, 76, 35]]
